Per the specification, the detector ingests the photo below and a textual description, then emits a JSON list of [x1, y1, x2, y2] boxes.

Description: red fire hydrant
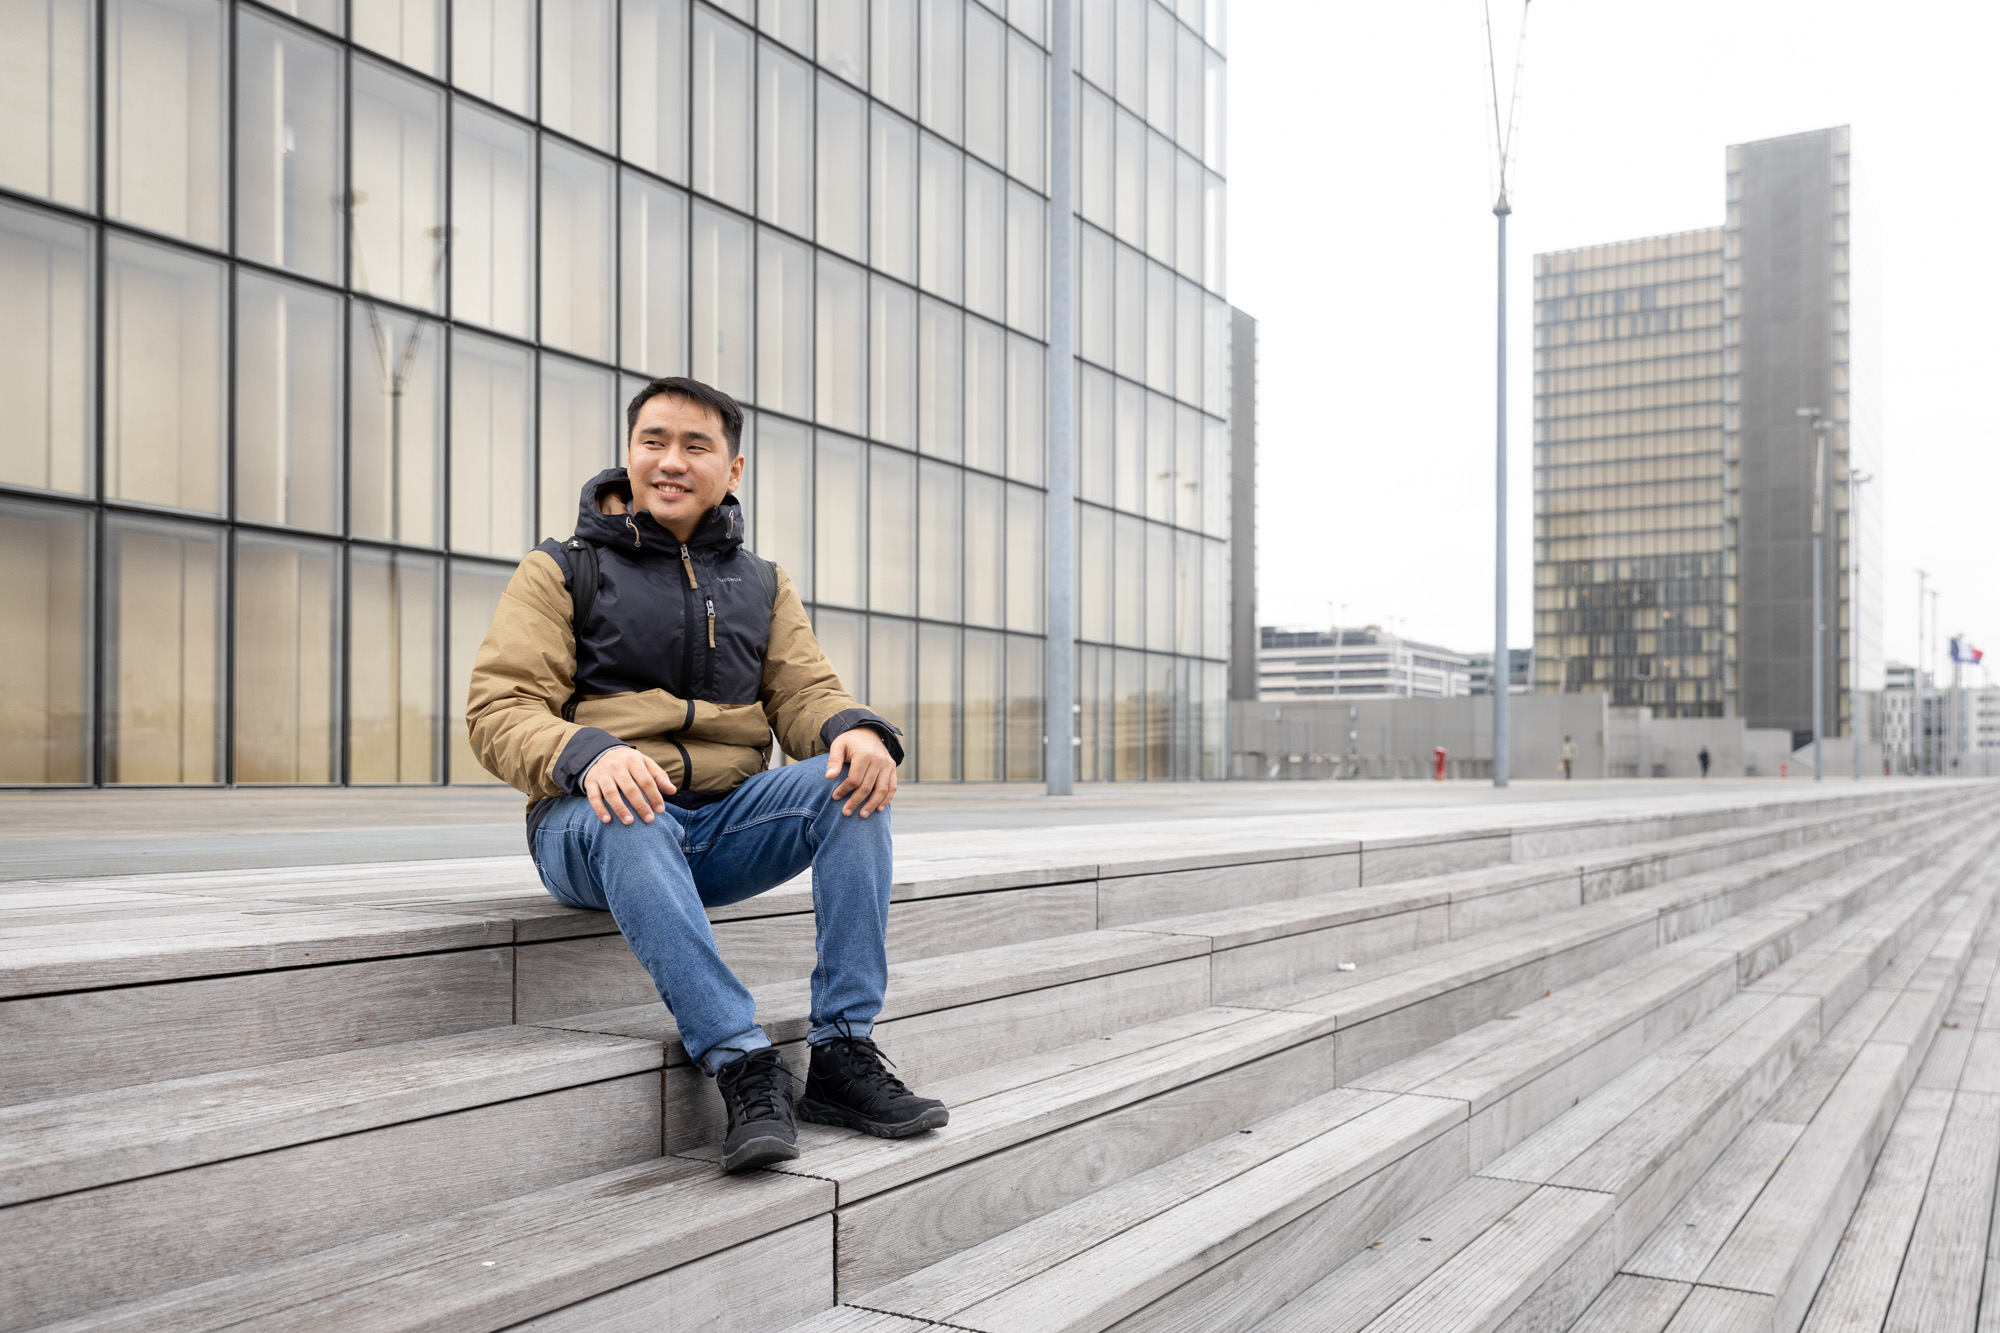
[[1433, 747, 1448, 781]]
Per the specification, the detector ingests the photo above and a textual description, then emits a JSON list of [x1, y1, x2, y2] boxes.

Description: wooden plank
[[1492, 1213, 1617, 1333], [1879, 1090, 2000, 1333], [0, 946, 513, 1107], [1143, 882, 1455, 953], [1662, 1287, 1776, 1333], [1096, 854, 1359, 929], [1759, 989, 1897, 1126], [1210, 906, 1451, 1003], [1958, 1030, 2000, 1095], [769, 1310, 933, 1333], [1915, 1024, 1975, 1090], [1566, 1275, 1691, 1333], [1622, 1119, 1805, 1283], [1360, 835, 1513, 887]]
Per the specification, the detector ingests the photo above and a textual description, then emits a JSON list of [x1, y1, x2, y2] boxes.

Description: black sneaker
[[715, 1047, 799, 1174], [797, 1030, 949, 1138]]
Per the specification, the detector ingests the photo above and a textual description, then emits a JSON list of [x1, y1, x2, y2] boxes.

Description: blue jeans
[[532, 760, 893, 1073]]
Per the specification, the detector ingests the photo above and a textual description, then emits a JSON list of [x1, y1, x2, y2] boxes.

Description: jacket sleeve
[[465, 550, 629, 798], [760, 564, 904, 763]]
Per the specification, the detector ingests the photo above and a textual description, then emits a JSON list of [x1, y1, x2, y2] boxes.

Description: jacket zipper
[[705, 597, 716, 650], [679, 542, 699, 589]]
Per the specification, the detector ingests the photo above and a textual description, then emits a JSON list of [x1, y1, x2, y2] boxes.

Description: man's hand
[[827, 728, 897, 818], [584, 747, 676, 825]]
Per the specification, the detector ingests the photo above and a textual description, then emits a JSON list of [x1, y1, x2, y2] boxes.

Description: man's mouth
[[651, 480, 693, 497]]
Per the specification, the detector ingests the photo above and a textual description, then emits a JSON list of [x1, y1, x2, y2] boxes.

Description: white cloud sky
[[1227, 0, 2000, 685]]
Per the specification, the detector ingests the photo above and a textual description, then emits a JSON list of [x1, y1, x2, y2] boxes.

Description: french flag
[[1951, 637, 1984, 665]]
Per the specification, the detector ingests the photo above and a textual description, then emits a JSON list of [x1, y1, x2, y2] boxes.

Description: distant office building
[[1259, 626, 1472, 701], [1879, 662, 1942, 776], [1468, 648, 1535, 697], [1228, 308, 1259, 702], [1533, 127, 1877, 748]]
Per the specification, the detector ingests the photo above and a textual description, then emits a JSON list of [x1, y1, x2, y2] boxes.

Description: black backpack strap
[[561, 537, 599, 722]]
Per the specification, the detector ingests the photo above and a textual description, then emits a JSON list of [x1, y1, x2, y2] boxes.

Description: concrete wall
[[1229, 694, 1610, 780]]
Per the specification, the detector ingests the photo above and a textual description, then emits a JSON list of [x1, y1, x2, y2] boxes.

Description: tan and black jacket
[[467, 468, 901, 844]]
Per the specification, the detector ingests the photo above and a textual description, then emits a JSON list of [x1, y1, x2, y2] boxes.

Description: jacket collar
[[574, 468, 746, 555]]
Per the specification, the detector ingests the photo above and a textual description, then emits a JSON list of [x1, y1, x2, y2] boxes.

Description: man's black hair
[[625, 376, 744, 457]]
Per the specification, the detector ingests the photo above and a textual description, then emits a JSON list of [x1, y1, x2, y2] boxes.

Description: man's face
[[625, 393, 743, 540]]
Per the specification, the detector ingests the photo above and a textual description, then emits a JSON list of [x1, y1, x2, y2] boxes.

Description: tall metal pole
[[1044, 0, 1075, 795], [1811, 427, 1824, 781], [1493, 192, 1511, 787]]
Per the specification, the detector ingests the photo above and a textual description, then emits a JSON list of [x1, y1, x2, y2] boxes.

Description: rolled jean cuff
[[808, 1018, 875, 1046], [697, 1026, 773, 1075]]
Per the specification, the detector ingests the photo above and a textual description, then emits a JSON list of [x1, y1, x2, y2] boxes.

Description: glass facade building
[[0, 0, 1232, 787]]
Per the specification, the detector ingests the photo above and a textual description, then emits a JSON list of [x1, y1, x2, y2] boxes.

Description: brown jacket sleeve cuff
[[820, 709, 905, 766], [555, 727, 629, 793]]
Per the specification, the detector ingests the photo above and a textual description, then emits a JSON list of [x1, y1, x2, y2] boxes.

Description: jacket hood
[[573, 467, 746, 554]]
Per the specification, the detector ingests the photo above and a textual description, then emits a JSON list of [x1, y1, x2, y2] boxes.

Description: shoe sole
[[796, 1096, 950, 1139], [721, 1132, 800, 1174]]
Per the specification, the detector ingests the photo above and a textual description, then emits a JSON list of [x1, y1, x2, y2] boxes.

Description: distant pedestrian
[[1560, 735, 1576, 780], [1698, 745, 1711, 778]]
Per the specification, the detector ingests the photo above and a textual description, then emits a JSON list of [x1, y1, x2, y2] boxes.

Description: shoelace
[[721, 1050, 796, 1122], [824, 1018, 914, 1097]]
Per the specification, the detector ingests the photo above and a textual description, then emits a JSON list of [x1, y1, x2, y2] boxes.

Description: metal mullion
[[438, 75, 455, 784]]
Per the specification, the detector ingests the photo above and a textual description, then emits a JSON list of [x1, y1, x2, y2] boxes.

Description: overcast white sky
[[1226, 0, 2000, 684]]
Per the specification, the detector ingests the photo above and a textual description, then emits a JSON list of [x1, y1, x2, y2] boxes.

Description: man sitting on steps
[[467, 375, 948, 1174]]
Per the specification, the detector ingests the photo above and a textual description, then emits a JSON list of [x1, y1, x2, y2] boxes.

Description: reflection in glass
[[540, 355, 617, 541], [1177, 25, 1202, 153], [1204, 291, 1229, 412], [543, 0, 615, 149], [1146, 0, 1170, 131], [760, 0, 811, 54], [964, 471, 1004, 627], [354, 0, 443, 74], [1006, 182, 1045, 337], [350, 302, 443, 545], [236, 273, 342, 531], [1115, 0, 1144, 112], [872, 108, 917, 283], [1144, 651, 1169, 778], [1114, 376, 1143, 513], [818, 0, 866, 87], [962, 2, 1003, 167], [1113, 107, 1143, 248], [622, 0, 688, 183], [1079, 224, 1113, 368], [448, 561, 511, 782], [0, 203, 92, 495], [454, 0, 536, 116], [1078, 502, 1111, 641], [541, 141, 615, 360], [1006, 485, 1043, 632], [1203, 416, 1226, 535], [1145, 521, 1172, 651], [1175, 275, 1201, 402], [816, 75, 866, 261], [351, 61, 446, 312], [815, 253, 865, 433], [1175, 149, 1201, 278], [1078, 363, 1113, 505], [868, 616, 915, 776], [918, 0, 962, 140], [918, 298, 962, 461], [869, 445, 915, 614], [450, 331, 534, 558], [1113, 511, 1142, 646], [755, 415, 813, 596], [349, 547, 442, 782], [1006, 333, 1045, 484], [1005, 634, 1042, 780], [917, 622, 958, 780], [234, 533, 339, 783], [758, 228, 813, 418], [1112, 645, 1140, 777], [1203, 537, 1224, 657], [1079, 0, 1110, 87], [872, 0, 917, 116], [2, 0, 93, 207], [962, 627, 1001, 779], [105, 0, 224, 246], [964, 315, 1006, 475], [236, 14, 343, 282], [0, 499, 92, 782], [621, 173, 689, 377], [1204, 169, 1225, 293], [1146, 129, 1174, 263], [1006, 31, 1044, 190], [1080, 86, 1112, 229], [758, 42, 814, 236], [872, 279, 917, 449], [811, 612, 866, 745], [1174, 529, 1200, 655], [691, 202, 752, 397], [918, 134, 963, 300], [1146, 260, 1173, 393], [1145, 391, 1173, 520], [105, 515, 222, 783], [918, 458, 960, 619], [693, 5, 754, 210], [105, 235, 225, 513], [453, 106, 535, 338], [1114, 241, 1144, 379], [815, 432, 864, 607], [964, 160, 1006, 324]]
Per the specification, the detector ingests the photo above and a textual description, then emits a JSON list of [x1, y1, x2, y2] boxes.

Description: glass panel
[[354, 0, 443, 74], [233, 533, 339, 783], [1173, 528, 1198, 654], [1174, 149, 1200, 278], [1006, 180, 1044, 337], [1173, 401, 1199, 528], [1006, 483, 1042, 631], [0, 499, 92, 782], [871, 278, 917, 449], [543, 0, 615, 149], [1144, 389, 1172, 519], [964, 313, 1005, 474], [916, 622, 958, 779], [1204, 168, 1224, 293], [1113, 374, 1142, 513], [709, 0, 750, 19], [692, 6, 753, 210], [448, 560, 511, 782], [1006, 332, 1043, 483], [236, 273, 342, 532], [104, 235, 224, 513], [235, 13, 343, 283], [539, 355, 617, 541], [755, 414, 813, 596], [1079, 223, 1112, 368], [919, 0, 962, 140], [105, 514, 222, 783], [962, 626, 1001, 778], [964, 470, 1003, 626], [1202, 290, 1227, 411], [814, 431, 864, 606], [348, 547, 443, 782], [873, 0, 917, 115], [1145, 260, 1172, 392], [1080, 85, 1112, 229], [451, 104, 534, 338], [1078, 363, 1112, 504], [871, 108, 917, 282], [1006, 31, 1044, 190], [690, 201, 752, 398], [1144, 519, 1171, 650], [816, 74, 866, 261], [0, 202, 92, 495], [1112, 645, 1139, 776], [1112, 106, 1143, 248], [867, 616, 915, 776], [1007, 0, 1041, 41], [1078, 501, 1111, 641], [541, 140, 615, 360], [453, 0, 536, 117], [757, 40, 814, 237], [1202, 415, 1225, 534], [622, 0, 688, 183], [963, 158, 1005, 322], [351, 60, 446, 312], [449, 331, 534, 558], [962, 0, 1003, 167], [1176, 23, 1201, 152], [1146, 0, 1170, 130], [818, 0, 865, 86], [1076, 641, 1104, 780], [757, 227, 813, 418], [1143, 649, 1168, 777], [1004, 633, 1042, 779], [1173, 276, 1202, 406], [918, 458, 960, 619], [349, 302, 443, 544], [1145, 129, 1173, 264], [620, 172, 688, 377], [815, 252, 865, 432], [917, 297, 962, 460], [1080, 0, 1110, 88], [1113, 510, 1141, 645], [105, 0, 224, 246], [812, 608, 865, 719], [760, 0, 812, 54], [1113, 240, 1143, 379], [868, 444, 915, 614], [1114, 0, 1143, 112], [1202, 535, 1223, 657], [1, 0, 94, 207], [918, 132, 963, 300]]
